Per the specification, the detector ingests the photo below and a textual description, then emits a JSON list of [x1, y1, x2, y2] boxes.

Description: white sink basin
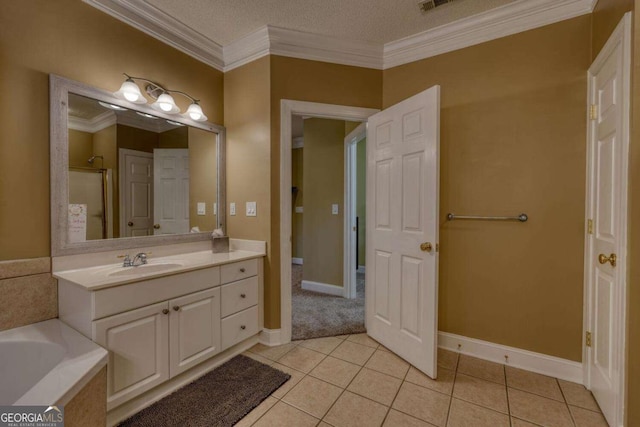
[[107, 263, 184, 277]]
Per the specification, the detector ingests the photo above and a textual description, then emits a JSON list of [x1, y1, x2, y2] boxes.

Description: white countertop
[[53, 249, 264, 291]]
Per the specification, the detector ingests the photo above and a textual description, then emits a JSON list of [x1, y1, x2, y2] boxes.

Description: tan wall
[[592, 0, 634, 60], [0, 0, 223, 261], [189, 127, 218, 231], [302, 119, 346, 287], [159, 126, 189, 149], [356, 138, 366, 267], [292, 147, 304, 259], [266, 56, 383, 327], [68, 129, 93, 168], [383, 16, 590, 361]]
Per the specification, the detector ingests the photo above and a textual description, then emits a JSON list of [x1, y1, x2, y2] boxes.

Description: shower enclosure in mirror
[[50, 75, 225, 256]]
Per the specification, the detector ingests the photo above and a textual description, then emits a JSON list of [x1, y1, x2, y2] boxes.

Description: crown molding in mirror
[[84, 0, 594, 72], [50, 74, 226, 257]]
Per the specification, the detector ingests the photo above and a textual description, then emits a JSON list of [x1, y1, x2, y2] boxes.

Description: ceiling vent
[[418, 0, 456, 13]]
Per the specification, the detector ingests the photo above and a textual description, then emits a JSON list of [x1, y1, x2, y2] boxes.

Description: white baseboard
[[259, 328, 283, 346], [292, 258, 303, 265], [357, 265, 366, 274], [301, 280, 343, 296], [438, 332, 583, 384]]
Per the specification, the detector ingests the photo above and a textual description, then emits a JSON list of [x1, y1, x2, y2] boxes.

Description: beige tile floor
[[237, 334, 608, 427]]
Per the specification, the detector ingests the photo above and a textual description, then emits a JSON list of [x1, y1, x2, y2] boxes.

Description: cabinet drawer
[[220, 259, 258, 284], [221, 305, 259, 349], [221, 276, 258, 318]]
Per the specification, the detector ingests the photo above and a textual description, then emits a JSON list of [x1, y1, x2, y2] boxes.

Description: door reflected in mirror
[[67, 93, 218, 241]]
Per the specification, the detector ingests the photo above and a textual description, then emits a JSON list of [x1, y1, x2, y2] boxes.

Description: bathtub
[[0, 319, 107, 406]]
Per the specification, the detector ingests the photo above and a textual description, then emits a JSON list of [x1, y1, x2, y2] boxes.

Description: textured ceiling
[[145, 0, 517, 45]]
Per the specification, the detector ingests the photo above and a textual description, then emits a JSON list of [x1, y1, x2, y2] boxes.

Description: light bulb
[[114, 79, 146, 104], [151, 93, 179, 114], [186, 103, 207, 121]]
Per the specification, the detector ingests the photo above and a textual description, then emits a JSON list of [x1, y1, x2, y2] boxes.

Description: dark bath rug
[[118, 354, 290, 427]]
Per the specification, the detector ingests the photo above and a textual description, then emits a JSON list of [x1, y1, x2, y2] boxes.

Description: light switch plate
[[332, 204, 339, 215], [213, 202, 217, 216], [230, 202, 236, 216], [197, 202, 206, 215], [295, 206, 304, 213], [246, 201, 257, 217]]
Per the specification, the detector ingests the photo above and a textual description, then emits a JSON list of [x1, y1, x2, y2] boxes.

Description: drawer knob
[[240, 325, 246, 330], [240, 293, 246, 298], [162, 309, 169, 315], [173, 305, 180, 311], [240, 268, 246, 273]]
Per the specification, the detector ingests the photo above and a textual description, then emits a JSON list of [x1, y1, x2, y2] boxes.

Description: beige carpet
[[292, 264, 365, 340]]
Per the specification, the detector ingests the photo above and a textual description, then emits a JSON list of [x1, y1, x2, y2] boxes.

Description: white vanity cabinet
[[57, 254, 264, 413]]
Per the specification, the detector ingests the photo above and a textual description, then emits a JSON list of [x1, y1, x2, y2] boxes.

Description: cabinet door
[[93, 301, 169, 410], [169, 287, 221, 377]]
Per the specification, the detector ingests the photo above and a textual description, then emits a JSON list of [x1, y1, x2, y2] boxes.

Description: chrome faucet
[[121, 253, 148, 267], [131, 253, 148, 266]]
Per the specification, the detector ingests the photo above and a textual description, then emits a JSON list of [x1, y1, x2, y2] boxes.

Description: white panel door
[[154, 149, 190, 235], [121, 149, 154, 237], [93, 301, 169, 410], [585, 14, 630, 427], [169, 287, 221, 377], [366, 86, 440, 378]]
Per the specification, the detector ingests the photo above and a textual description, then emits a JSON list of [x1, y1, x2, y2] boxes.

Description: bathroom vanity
[[54, 240, 265, 420]]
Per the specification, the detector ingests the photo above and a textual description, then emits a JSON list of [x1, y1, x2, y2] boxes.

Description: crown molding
[[85, 0, 594, 73], [223, 25, 383, 72], [68, 111, 117, 133], [83, 0, 224, 71], [383, 0, 594, 69]]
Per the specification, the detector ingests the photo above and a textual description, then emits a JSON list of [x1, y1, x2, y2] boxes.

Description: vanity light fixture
[[136, 111, 158, 119], [113, 73, 208, 121], [98, 101, 127, 111]]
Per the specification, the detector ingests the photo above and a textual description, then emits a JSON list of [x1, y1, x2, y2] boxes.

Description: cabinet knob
[[240, 325, 246, 330], [128, 221, 134, 227], [173, 305, 180, 311], [240, 268, 246, 273], [162, 309, 169, 315], [240, 293, 246, 298]]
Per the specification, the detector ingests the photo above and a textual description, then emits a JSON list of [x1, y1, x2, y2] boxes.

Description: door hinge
[[587, 219, 593, 235], [586, 331, 592, 347], [589, 104, 598, 121]]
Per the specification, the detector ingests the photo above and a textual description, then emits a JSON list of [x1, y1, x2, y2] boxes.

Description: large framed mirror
[[50, 75, 225, 256]]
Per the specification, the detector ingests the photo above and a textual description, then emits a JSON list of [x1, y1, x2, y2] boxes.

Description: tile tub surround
[[0, 257, 56, 331], [238, 334, 607, 427]]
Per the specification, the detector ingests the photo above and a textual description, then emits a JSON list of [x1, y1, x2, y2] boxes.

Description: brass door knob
[[154, 224, 161, 229], [598, 253, 617, 267], [420, 242, 433, 252], [127, 221, 134, 227]]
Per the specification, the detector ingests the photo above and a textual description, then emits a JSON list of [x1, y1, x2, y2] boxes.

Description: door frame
[[582, 12, 631, 427], [280, 100, 379, 343], [344, 123, 367, 299], [118, 148, 153, 237]]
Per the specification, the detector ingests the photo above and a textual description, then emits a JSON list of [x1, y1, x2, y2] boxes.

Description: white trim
[[384, 0, 593, 69], [344, 123, 367, 300], [83, 0, 224, 71], [438, 332, 583, 384], [68, 111, 117, 133], [280, 100, 379, 344], [291, 257, 303, 265], [301, 280, 344, 297], [85, 0, 594, 72], [292, 137, 304, 149], [259, 328, 283, 347], [357, 266, 366, 274], [583, 13, 631, 427]]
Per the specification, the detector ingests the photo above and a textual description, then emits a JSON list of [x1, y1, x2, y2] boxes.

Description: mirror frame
[[50, 74, 226, 257]]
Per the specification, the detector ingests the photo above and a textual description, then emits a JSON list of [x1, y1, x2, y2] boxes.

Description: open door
[[365, 86, 440, 378]]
